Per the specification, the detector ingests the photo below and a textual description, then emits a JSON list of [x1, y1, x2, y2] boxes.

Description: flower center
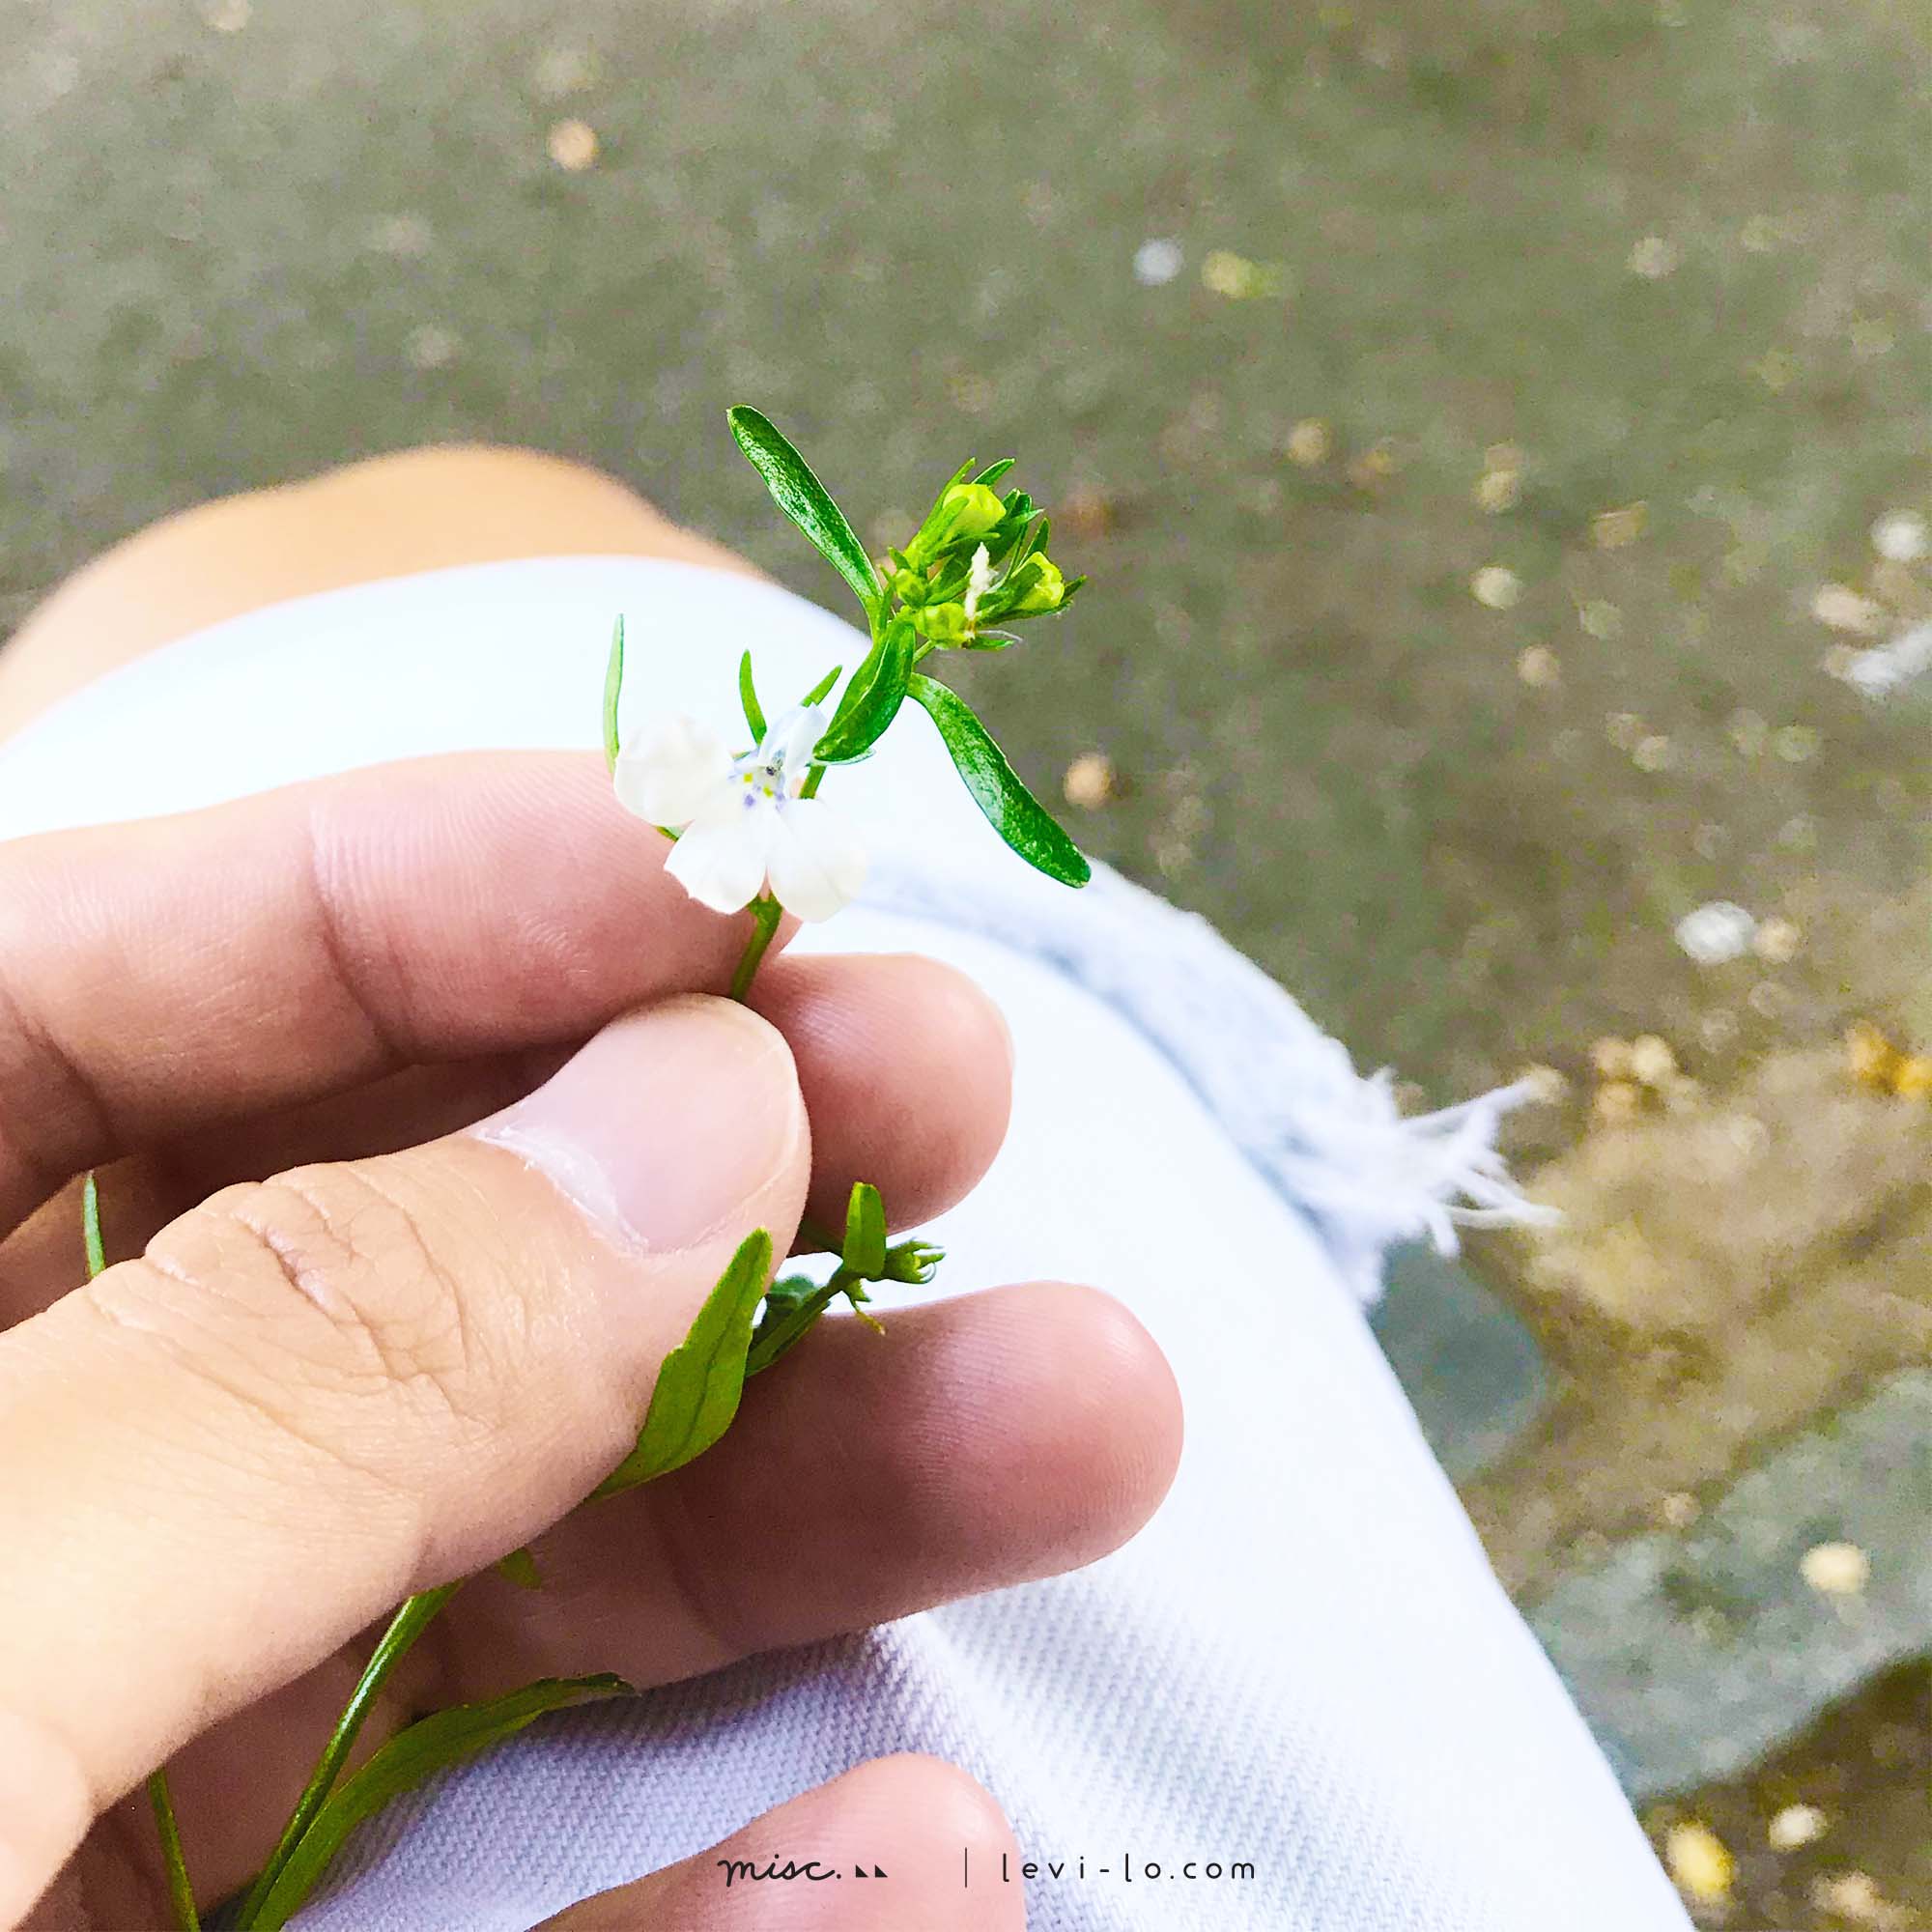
[[737, 750, 794, 809]]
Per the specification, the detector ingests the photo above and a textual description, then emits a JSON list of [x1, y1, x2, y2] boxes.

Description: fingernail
[[472, 996, 801, 1253]]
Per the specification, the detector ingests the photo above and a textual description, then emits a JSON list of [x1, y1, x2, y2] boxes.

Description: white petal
[[764, 797, 867, 922], [761, 703, 828, 778], [664, 791, 775, 914], [613, 715, 733, 828]]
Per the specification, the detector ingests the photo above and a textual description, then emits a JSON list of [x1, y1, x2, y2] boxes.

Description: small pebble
[[1518, 1064, 1567, 1104], [1476, 468, 1520, 513], [1676, 902, 1756, 966], [1659, 1492, 1699, 1528], [1592, 502, 1648, 549], [1591, 1037, 1636, 1079], [1472, 565, 1522, 610], [1846, 1022, 1901, 1090], [1630, 1035, 1677, 1086], [1811, 582, 1886, 635], [1809, 1871, 1888, 1922], [1768, 1803, 1827, 1852], [1751, 916, 1801, 963], [1578, 600, 1623, 639], [1132, 238, 1183, 287], [1800, 1542, 1870, 1596], [1633, 733, 1673, 771], [1629, 235, 1681, 279], [533, 47, 599, 99], [1200, 250, 1283, 298], [1773, 724, 1820, 763], [1892, 1056, 1932, 1100], [1286, 419, 1331, 467], [1062, 753, 1117, 810], [1871, 510, 1928, 563], [1593, 1080, 1643, 1126], [1663, 1822, 1734, 1900], [1516, 645, 1560, 688], [547, 119, 600, 172], [404, 325, 460, 371]]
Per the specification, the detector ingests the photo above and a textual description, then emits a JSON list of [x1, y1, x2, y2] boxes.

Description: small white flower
[[613, 704, 867, 922]]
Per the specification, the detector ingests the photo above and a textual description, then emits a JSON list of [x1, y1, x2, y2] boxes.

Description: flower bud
[[1008, 554, 1065, 613], [912, 600, 970, 643], [892, 567, 930, 605], [938, 482, 1007, 544]]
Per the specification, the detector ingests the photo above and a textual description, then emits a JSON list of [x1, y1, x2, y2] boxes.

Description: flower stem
[[146, 1770, 200, 1932], [729, 895, 783, 1002], [232, 1583, 462, 1929]]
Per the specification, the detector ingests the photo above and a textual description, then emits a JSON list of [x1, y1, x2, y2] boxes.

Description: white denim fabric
[[0, 557, 1690, 1930]]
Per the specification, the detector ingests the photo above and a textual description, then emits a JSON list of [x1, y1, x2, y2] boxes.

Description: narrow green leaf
[[907, 676, 1092, 888], [496, 1547, 542, 1591], [726, 407, 879, 615], [737, 650, 767, 743], [812, 618, 917, 764], [601, 616, 625, 772], [247, 1675, 627, 1930], [974, 458, 1016, 489], [842, 1181, 888, 1280], [146, 1770, 200, 1932], [746, 1279, 843, 1377], [234, 1585, 463, 1929], [801, 662, 842, 709], [81, 1170, 105, 1279], [592, 1230, 773, 1496]]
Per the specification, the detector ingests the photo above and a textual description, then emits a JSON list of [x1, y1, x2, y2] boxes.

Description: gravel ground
[[5, 2, 1930, 1920]]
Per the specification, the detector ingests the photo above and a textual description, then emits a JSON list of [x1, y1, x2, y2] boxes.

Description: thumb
[[0, 996, 807, 1921]]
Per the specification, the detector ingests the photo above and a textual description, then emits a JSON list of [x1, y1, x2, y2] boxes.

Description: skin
[[0, 449, 1184, 1930]]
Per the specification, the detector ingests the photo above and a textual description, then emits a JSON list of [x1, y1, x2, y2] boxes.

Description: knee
[[296, 441, 666, 526]]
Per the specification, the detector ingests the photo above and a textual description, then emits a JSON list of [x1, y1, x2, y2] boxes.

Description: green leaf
[[737, 650, 767, 743], [746, 1279, 843, 1377], [811, 617, 917, 764], [496, 1547, 542, 1591], [907, 676, 1092, 887], [802, 662, 842, 709], [602, 616, 625, 772], [726, 407, 879, 615], [81, 1170, 105, 1279], [974, 458, 1016, 489], [234, 1585, 463, 1929], [246, 1675, 628, 1930], [592, 1230, 773, 1497], [842, 1181, 887, 1279]]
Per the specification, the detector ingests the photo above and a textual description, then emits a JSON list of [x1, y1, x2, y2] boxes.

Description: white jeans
[[0, 558, 1690, 1930]]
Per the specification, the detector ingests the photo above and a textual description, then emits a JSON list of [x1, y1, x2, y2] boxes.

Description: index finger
[[0, 751, 769, 1232]]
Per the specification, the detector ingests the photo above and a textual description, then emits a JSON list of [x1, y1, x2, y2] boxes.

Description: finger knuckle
[[134, 1162, 490, 1435]]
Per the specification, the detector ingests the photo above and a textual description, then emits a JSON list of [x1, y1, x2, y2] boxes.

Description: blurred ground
[[4, 0, 1930, 1920]]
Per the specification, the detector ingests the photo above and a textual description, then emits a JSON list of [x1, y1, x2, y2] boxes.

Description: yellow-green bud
[[939, 482, 1007, 543], [912, 600, 970, 642], [892, 567, 929, 604], [1009, 554, 1065, 613]]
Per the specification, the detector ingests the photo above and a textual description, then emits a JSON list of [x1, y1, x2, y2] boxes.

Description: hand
[[0, 753, 1181, 1930]]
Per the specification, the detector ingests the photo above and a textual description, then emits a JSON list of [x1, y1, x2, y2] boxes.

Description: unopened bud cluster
[[887, 467, 1084, 648]]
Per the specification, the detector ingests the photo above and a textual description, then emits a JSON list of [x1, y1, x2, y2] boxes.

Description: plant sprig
[[724, 406, 1091, 889]]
